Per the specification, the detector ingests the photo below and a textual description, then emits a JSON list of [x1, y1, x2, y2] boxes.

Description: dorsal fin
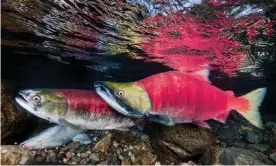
[[225, 91, 234, 96], [192, 69, 210, 83]]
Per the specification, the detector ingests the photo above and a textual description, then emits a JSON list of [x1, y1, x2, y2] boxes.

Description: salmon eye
[[32, 95, 41, 102], [118, 91, 124, 96]]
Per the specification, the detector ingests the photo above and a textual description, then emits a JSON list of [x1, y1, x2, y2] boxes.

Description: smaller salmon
[[15, 89, 136, 131]]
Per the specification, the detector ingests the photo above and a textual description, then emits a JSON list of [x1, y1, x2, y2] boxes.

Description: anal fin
[[73, 133, 92, 145], [134, 118, 149, 131], [214, 112, 229, 124], [225, 91, 234, 96], [193, 121, 211, 128]]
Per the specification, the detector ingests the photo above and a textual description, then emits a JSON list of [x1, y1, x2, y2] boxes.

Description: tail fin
[[238, 88, 267, 129]]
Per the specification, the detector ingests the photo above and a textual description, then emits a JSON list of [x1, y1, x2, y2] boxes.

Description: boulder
[[201, 147, 266, 165], [1, 79, 28, 144], [150, 124, 218, 164]]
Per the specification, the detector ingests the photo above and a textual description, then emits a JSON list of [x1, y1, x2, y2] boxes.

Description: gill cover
[[36, 90, 67, 116], [102, 81, 152, 114]]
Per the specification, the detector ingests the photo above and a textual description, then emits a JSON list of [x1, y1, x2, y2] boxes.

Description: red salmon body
[[55, 89, 114, 116], [135, 71, 265, 128]]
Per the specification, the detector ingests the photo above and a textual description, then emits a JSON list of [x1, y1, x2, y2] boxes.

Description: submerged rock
[[201, 147, 266, 165], [265, 122, 276, 129], [217, 127, 239, 140], [150, 124, 218, 164], [244, 131, 263, 144], [222, 147, 264, 165], [0, 145, 34, 165], [200, 146, 220, 164], [1, 79, 26, 144], [267, 136, 276, 149], [246, 144, 271, 153], [269, 153, 276, 163]]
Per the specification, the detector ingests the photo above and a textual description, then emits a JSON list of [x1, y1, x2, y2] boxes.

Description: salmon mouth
[[94, 81, 142, 118], [15, 93, 35, 113]]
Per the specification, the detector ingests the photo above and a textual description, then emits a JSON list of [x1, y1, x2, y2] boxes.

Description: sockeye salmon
[[15, 89, 136, 131], [94, 71, 266, 128]]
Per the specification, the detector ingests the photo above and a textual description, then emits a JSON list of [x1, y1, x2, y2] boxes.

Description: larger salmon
[[94, 71, 266, 128]]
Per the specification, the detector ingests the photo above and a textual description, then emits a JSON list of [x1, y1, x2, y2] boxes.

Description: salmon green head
[[94, 81, 152, 118], [15, 89, 67, 124]]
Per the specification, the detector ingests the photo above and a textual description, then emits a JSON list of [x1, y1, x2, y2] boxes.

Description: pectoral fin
[[143, 114, 175, 126], [134, 118, 149, 131], [72, 133, 92, 145], [59, 118, 83, 132]]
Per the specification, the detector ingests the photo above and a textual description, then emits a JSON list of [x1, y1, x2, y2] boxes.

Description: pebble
[[134, 145, 140, 150], [129, 145, 134, 150], [94, 136, 112, 153], [72, 156, 81, 163], [134, 151, 157, 165], [269, 153, 276, 163], [66, 151, 73, 159], [130, 155, 136, 162], [46, 155, 57, 163], [80, 153, 89, 159], [118, 155, 124, 160], [113, 141, 119, 147], [80, 159, 87, 165], [48, 150, 54, 154], [140, 135, 150, 142], [121, 160, 130, 165], [35, 156, 45, 162], [62, 142, 80, 151], [57, 152, 65, 159], [116, 149, 122, 154], [244, 131, 263, 144], [220, 142, 227, 148], [41, 151, 47, 157], [233, 142, 245, 148], [63, 158, 68, 163], [89, 153, 100, 162], [98, 161, 108, 165], [265, 122, 276, 129], [246, 144, 271, 153], [138, 142, 148, 150], [268, 136, 276, 149]]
